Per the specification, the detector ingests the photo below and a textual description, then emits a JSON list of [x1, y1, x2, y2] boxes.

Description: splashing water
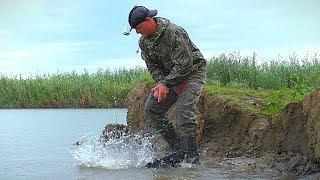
[[70, 132, 155, 169]]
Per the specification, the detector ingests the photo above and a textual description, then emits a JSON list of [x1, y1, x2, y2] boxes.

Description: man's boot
[[160, 122, 186, 154], [159, 122, 186, 164], [183, 135, 199, 164], [146, 122, 186, 168]]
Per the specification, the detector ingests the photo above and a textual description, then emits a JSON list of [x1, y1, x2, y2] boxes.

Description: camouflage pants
[[144, 72, 205, 139]]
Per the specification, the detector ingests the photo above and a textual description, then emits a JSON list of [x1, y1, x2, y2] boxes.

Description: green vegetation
[[0, 68, 148, 108], [206, 52, 320, 89], [0, 53, 319, 117], [204, 52, 319, 116], [204, 84, 311, 116]]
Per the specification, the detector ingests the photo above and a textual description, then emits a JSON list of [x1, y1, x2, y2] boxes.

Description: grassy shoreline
[[1, 53, 319, 116], [0, 68, 148, 109]]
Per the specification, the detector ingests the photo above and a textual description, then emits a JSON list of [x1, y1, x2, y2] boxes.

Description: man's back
[[139, 17, 206, 87]]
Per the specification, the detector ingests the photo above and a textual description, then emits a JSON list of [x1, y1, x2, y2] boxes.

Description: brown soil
[[114, 82, 320, 175]]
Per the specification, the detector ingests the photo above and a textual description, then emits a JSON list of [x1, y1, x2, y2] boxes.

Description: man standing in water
[[125, 6, 206, 166]]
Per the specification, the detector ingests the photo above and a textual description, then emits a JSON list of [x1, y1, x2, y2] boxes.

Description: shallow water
[[0, 109, 126, 179], [0, 109, 318, 179]]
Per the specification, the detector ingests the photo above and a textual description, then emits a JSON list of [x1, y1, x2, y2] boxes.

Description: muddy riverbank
[[103, 82, 320, 176]]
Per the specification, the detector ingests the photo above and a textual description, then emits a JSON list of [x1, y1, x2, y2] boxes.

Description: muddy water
[[0, 109, 317, 179]]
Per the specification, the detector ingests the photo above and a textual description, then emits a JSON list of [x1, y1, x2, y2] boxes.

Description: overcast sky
[[0, 0, 319, 76]]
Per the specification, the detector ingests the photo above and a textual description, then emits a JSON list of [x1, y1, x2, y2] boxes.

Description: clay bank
[[102, 82, 320, 176]]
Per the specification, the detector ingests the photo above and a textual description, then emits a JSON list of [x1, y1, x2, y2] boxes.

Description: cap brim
[[148, 10, 157, 17]]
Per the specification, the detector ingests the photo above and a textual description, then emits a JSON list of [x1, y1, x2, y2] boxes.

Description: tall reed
[[206, 52, 320, 89], [0, 68, 148, 108], [1, 53, 319, 109]]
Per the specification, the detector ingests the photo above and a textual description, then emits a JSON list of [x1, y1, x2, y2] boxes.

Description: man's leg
[[144, 89, 184, 153], [175, 80, 204, 164]]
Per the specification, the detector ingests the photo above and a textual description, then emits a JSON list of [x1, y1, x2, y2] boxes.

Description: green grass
[[206, 52, 320, 89], [204, 84, 312, 116], [0, 53, 319, 117], [0, 68, 149, 108]]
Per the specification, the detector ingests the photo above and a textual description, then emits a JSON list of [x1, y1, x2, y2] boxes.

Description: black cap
[[128, 6, 157, 28]]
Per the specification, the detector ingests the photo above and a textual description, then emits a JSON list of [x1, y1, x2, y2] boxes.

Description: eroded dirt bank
[[106, 82, 320, 175]]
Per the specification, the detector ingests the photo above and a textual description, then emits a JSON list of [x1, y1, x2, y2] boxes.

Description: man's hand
[[151, 83, 169, 102]]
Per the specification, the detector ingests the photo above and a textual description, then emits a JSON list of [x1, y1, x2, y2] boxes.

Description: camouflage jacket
[[139, 17, 206, 88]]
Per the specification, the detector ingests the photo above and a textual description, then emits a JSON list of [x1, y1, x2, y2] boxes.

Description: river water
[[0, 109, 317, 179]]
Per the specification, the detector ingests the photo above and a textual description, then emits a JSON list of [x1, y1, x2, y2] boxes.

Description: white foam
[[70, 133, 155, 169]]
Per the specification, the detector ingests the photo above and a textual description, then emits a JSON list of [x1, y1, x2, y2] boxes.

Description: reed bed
[[206, 52, 320, 89], [0, 53, 319, 115], [0, 68, 148, 108]]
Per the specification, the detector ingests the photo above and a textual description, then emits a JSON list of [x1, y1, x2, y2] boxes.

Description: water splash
[[70, 132, 155, 169]]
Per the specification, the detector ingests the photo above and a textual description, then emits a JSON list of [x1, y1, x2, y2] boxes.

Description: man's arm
[[160, 28, 194, 88], [140, 44, 166, 82]]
